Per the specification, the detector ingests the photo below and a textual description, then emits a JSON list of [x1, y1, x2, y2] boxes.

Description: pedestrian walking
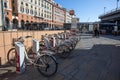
[[94, 27, 99, 37]]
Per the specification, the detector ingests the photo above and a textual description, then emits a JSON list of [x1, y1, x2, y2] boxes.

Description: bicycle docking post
[[50, 38, 54, 47], [15, 42, 25, 74], [32, 39, 39, 58]]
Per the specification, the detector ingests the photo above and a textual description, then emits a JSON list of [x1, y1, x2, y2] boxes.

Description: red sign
[[69, 10, 75, 15]]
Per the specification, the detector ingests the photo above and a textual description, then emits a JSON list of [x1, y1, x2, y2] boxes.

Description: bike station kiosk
[[15, 42, 25, 74]]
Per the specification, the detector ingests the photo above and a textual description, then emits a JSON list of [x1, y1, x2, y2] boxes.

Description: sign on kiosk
[[15, 42, 25, 74]]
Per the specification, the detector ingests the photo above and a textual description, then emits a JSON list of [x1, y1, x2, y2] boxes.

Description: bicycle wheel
[[36, 55, 58, 77], [7, 48, 16, 66], [57, 45, 70, 58]]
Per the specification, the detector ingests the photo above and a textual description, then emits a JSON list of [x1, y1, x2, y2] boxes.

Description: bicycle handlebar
[[25, 36, 32, 38], [18, 36, 32, 40]]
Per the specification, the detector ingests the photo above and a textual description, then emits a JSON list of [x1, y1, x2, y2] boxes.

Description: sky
[[55, 0, 120, 22]]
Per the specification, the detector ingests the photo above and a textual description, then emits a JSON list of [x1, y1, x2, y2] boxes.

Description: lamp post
[[0, 0, 4, 30], [117, 0, 119, 10], [104, 7, 106, 14]]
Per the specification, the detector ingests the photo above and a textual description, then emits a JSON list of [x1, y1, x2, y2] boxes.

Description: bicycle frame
[[23, 43, 47, 67]]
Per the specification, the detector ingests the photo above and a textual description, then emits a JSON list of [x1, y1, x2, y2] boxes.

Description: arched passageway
[[12, 18, 18, 29]]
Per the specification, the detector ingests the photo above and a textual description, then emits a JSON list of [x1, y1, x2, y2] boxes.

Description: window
[[41, 13, 43, 17], [26, 3, 28, 6], [35, 0, 37, 4], [4, 2, 7, 8], [38, 9, 40, 16], [7, 12, 9, 15], [22, 8, 24, 12], [20, 7, 22, 12], [30, 10, 33, 14], [42, 4, 43, 7], [44, 5, 46, 8], [21, 2, 23, 5], [12, 6, 15, 11], [38, 2, 40, 5], [12, 0, 14, 3], [28, 9, 29, 13], [34, 11, 37, 16], [26, 8, 29, 13], [47, 15, 49, 18], [44, 14, 46, 17]]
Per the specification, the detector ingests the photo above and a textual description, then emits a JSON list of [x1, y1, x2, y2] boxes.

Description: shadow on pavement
[[0, 44, 120, 80], [101, 35, 120, 41], [80, 36, 93, 39]]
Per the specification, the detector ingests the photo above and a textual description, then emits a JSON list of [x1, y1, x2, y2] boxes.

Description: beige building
[[65, 10, 72, 23], [2, 0, 72, 30], [52, 3, 65, 29]]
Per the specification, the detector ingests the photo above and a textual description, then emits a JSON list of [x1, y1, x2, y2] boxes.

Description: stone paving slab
[[1, 35, 120, 80]]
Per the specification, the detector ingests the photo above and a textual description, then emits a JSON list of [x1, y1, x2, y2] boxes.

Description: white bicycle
[[12, 36, 58, 77]]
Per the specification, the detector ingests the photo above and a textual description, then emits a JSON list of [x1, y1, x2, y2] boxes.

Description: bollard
[[15, 42, 25, 74]]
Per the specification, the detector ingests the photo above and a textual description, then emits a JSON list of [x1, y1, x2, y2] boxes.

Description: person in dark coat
[[94, 27, 99, 37]]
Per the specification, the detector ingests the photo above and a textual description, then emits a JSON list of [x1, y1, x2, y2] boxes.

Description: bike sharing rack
[[15, 42, 25, 74], [15, 39, 39, 74]]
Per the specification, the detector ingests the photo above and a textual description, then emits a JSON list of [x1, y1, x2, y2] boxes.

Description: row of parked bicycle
[[7, 32, 80, 77]]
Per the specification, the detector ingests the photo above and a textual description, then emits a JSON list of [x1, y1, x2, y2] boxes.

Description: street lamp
[[104, 7, 106, 14], [116, 0, 119, 10], [0, 0, 5, 30]]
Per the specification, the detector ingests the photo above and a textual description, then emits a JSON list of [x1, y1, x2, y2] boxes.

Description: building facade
[[2, 0, 12, 30], [52, 4, 65, 29], [65, 10, 72, 23], [2, 0, 72, 30]]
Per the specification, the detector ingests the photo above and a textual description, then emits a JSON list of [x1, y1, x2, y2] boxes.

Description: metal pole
[[117, 0, 119, 10], [104, 7, 106, 14], [0, 0, 4, 31]]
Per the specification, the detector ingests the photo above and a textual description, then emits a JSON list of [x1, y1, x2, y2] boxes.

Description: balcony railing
[[99, 7, 120, 18]]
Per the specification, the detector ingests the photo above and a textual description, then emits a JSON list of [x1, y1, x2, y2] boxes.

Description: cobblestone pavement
[[1, 34, 120, 80]]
